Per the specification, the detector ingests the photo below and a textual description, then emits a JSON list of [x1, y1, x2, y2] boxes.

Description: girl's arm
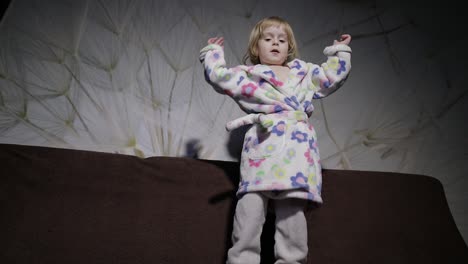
[[199, 37, 247, 96], [309, 34, 352, 99]]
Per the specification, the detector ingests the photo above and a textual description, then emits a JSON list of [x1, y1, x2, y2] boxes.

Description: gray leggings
[[227, 192, 308, 264]]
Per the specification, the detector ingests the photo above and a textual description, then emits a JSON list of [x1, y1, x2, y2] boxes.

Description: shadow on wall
[[184, 126, 248, 161], [0, 1, 11, 21], [226, 125, 250, 161], [185, 139, 202, 159]]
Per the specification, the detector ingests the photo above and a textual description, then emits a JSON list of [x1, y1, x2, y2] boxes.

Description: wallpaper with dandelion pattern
[[0, 0, 467, 243]]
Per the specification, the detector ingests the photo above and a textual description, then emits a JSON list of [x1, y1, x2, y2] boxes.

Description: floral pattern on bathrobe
[[200, 43, 351, 203]]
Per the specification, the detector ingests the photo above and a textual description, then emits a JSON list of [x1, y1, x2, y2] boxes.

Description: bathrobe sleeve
[[199, 43, 249, 97], [308, 43, 352, 99]]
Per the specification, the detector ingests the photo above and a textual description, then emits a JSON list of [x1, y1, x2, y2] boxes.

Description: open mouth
[[271, 49, 280, 54]]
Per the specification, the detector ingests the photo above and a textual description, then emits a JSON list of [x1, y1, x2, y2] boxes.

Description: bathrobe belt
[[226, 111, 309, 131]]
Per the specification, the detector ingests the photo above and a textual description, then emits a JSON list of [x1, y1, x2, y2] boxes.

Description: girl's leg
[[227, 192, 268, 264], [274, 198, 308, 264]]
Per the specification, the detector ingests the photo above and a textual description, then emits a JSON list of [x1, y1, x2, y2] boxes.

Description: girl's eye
[[265, 38, 271, 41], [279, 40, 286, 43]]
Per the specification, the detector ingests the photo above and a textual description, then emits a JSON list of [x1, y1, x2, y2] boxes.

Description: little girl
[[200, 16, 351, 264]]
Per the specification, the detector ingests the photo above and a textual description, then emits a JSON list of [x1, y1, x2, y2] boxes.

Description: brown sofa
[[1, 143, 467, 263]]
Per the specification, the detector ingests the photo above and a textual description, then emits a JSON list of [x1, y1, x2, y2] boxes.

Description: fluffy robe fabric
[[199, 43, 351, 203]]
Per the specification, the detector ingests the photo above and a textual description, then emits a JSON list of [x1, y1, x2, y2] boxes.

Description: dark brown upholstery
[[1, 143, 466, 263]]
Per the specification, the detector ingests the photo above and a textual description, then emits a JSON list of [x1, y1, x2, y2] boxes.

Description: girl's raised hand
[[208, 37, 224, 47], [333, 34, 351, 45]]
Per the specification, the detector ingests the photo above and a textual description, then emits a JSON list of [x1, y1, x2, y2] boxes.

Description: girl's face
[[257, 25, 289, 66]]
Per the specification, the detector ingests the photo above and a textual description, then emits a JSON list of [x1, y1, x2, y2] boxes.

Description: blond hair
[[243, 16, 299, 65]]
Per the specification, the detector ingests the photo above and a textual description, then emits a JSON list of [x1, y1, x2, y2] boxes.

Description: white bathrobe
[[200, 43, 351, 203]]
